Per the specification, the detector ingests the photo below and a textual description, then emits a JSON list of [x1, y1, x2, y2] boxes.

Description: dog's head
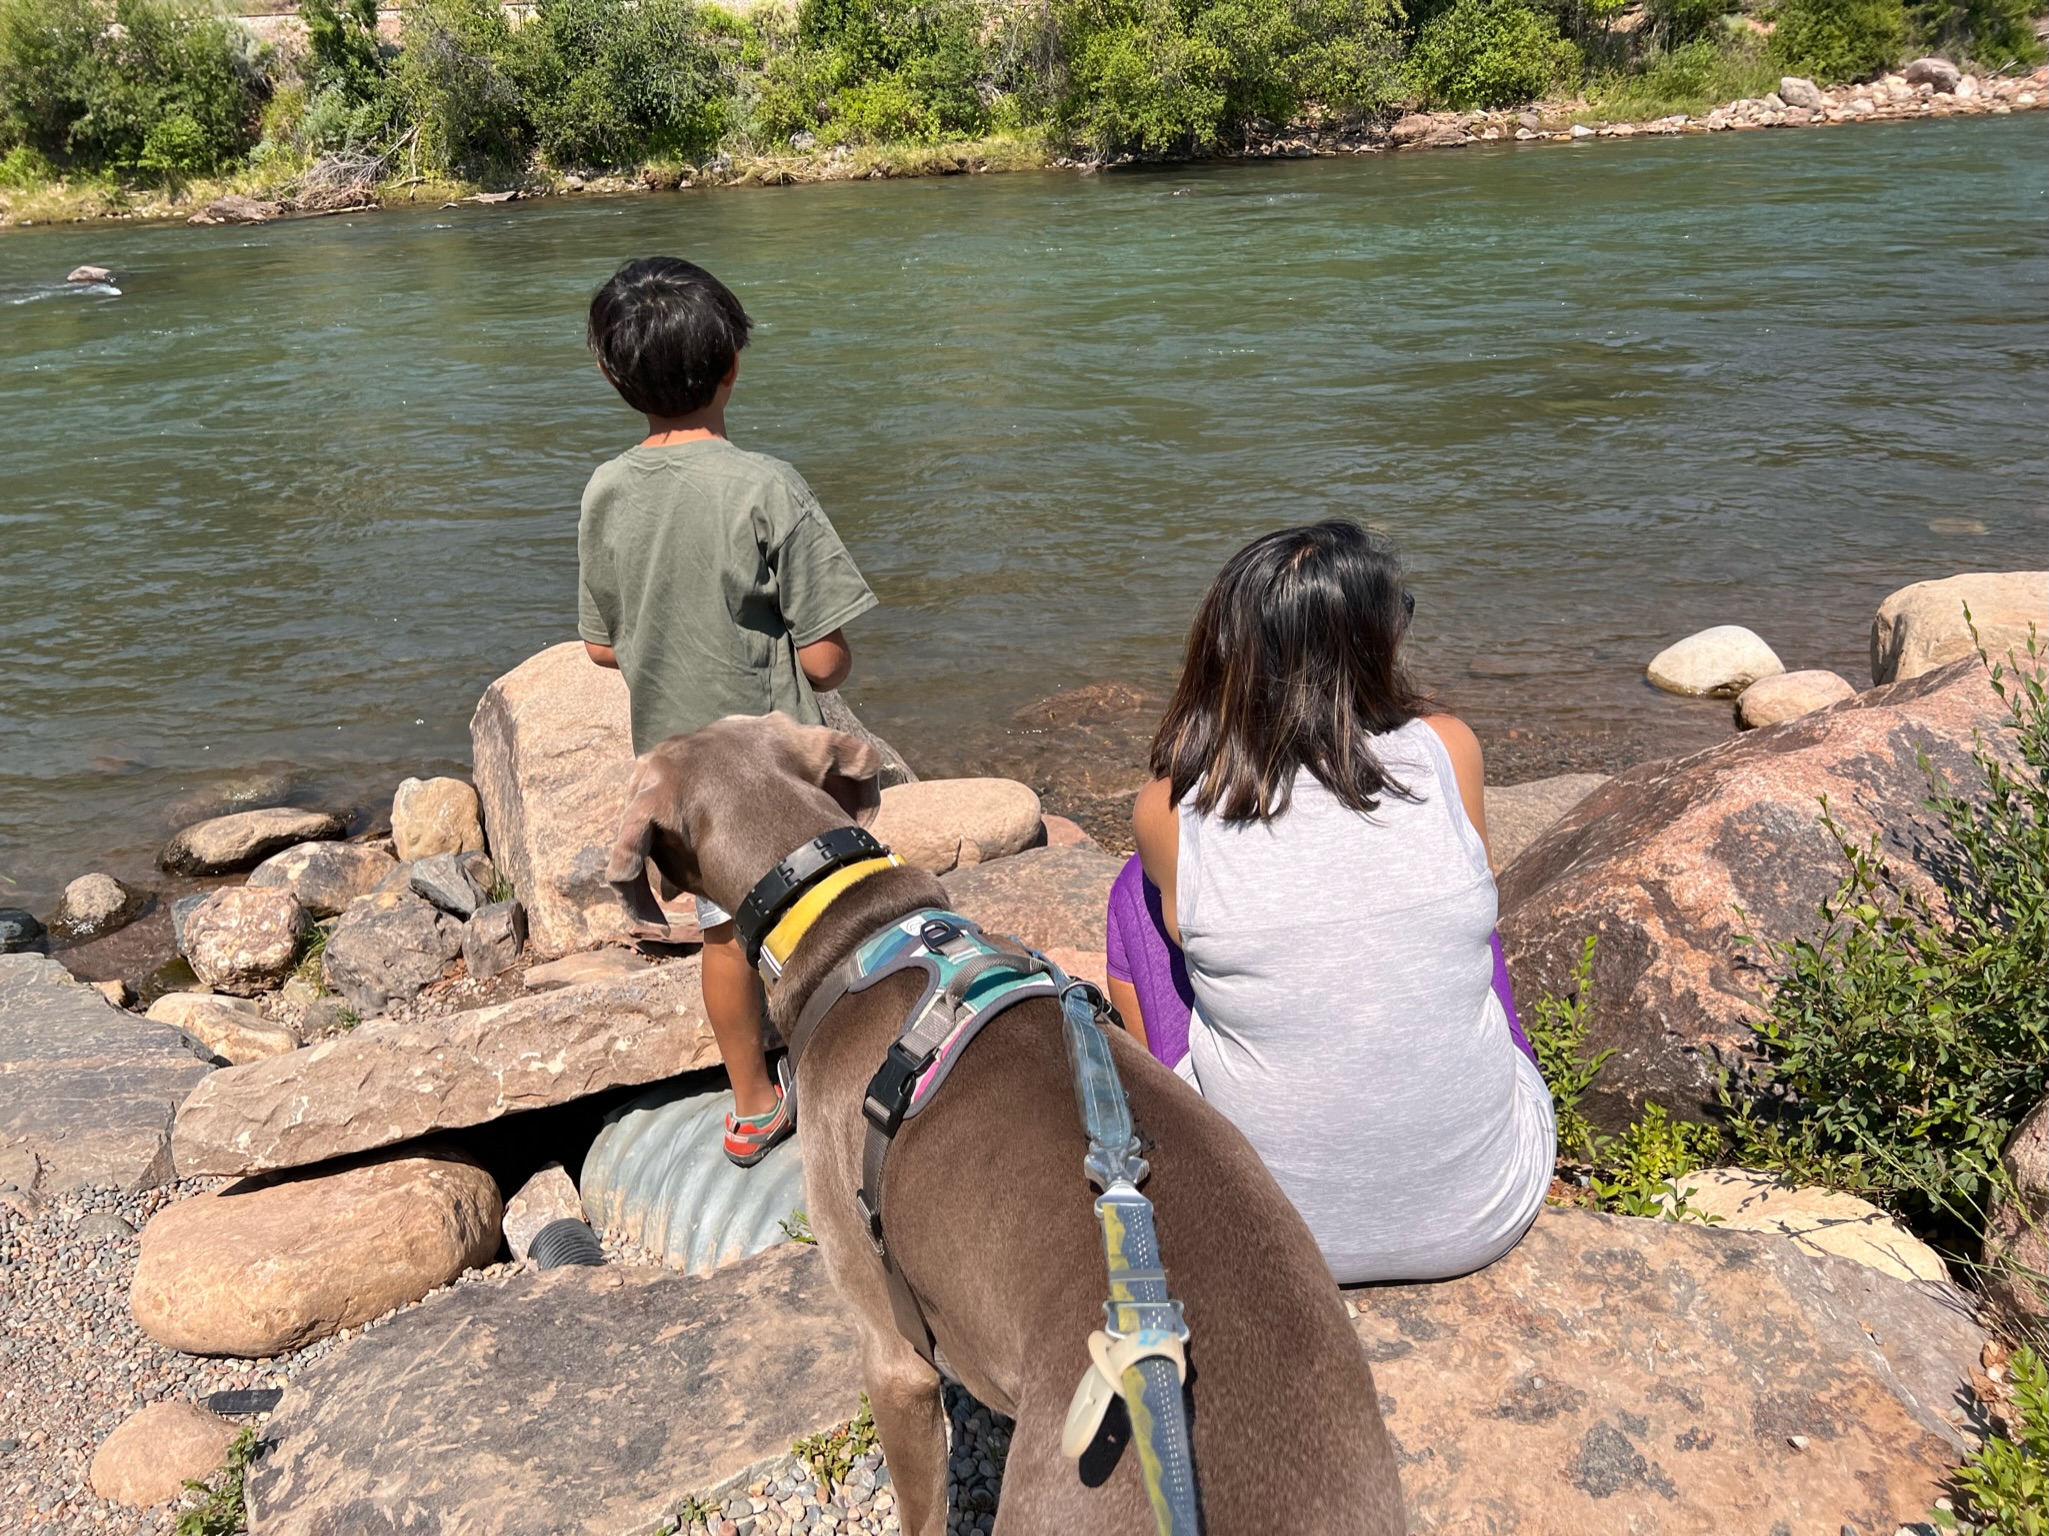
[[604, 713, 884, 926]]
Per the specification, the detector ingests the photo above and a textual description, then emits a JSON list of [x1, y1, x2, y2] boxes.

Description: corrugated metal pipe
[[529, 1217, 606, 1268]]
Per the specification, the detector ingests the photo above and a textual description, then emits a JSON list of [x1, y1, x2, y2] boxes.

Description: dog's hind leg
[[860, 1324, 949, 1536]]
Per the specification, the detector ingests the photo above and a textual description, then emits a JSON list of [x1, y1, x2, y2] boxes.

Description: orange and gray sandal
[[724, 1055, 797, 1167]]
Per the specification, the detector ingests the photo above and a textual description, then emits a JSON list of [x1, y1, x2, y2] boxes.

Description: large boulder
[[146, 992, 300, 1065], [1484, 774, 1610, 871], [179, 886, 307, 995], [1500, 658, 2012, 1123], [321, 890, 462, 1014], [1779, 75, 1825, 109], [159, 807, 346, 876], [469, 642, 640, 960], [941, 844, 1122, 952], [1734, 668, 1857, 729], [89, 1401, 241, 1507], [1984, 1093, 2049, 1323], [1870, 570, 2046, 684], [1356, 1205, 1987, 1532], [390, 776, 486, 862], [171, 958, 717, 1176], [0, 954, 211, 1191], [1903, 55, 1961, 91], [247, 840, 396, 918], [245, 1244, 863, 1534], [870, 777, 1044, 873], [130, 1144, 502, 1356], [1645, 625, 1784, 697]]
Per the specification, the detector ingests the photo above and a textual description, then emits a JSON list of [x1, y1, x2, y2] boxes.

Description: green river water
[[2, 116, 2044, 913]]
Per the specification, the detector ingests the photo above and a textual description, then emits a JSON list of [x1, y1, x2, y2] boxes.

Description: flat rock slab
[[1485, 774, 1611, 872], [246, 1243, 862, 1535], [0, 954, 211, 1191], [172, 959, 718, 1177], [1356, 1206, 1985, 1534]]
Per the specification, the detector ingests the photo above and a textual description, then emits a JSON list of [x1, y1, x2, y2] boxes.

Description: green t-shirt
[[577, 439, 878, 754]]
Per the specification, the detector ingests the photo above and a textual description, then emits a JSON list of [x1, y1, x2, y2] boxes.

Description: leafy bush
[[1641, 0, 1737, 47], [1769, 0, 1907, 81], [783, 0, 988, 144], [1909, 0, 2048, 70], [296, 0, 397, 149], [517, 0, 731, 166], [1730, 635, 2049, 1235], [1409, 0, 1579, 109], [1939, 1344, 2048, 1536], [395, 0, 530, 179], [1586, 33, 1778, 115], [0, 0, 269, 178]]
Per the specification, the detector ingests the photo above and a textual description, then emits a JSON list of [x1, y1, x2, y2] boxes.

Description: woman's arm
[[1131, 778, 1183, 946], [1420, 713, 1493, 870], [1105, 976, 1151, 1052]]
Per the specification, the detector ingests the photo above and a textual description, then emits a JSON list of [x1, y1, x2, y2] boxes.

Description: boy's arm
[[585, 642, 619, 670], [797, 630, 851, 692]]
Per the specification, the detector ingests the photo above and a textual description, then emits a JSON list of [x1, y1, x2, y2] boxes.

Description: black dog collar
[[732, 826, 892, 967]]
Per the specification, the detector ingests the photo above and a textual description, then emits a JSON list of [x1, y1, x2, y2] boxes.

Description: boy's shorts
[[694, 896, 732, 931]]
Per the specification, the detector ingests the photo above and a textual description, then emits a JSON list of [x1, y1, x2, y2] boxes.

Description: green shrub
[[1939, 1344, 2048, 1536], [791, 0, 990, 144], [1909, 0, 2048, 70], [517, 0, 731, 166], [0, 0, 269, 178], [1642, 0, 1737, 47], [1409, 0, 1579, 109], [1587, 34, 1778, 115], [1769, 0, 1906, 81], [1729, 635, 2049, 1236], [396, 0, 529, 178]]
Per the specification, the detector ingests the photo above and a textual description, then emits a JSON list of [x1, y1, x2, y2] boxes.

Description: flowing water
[[3, 117, 2045, 913]]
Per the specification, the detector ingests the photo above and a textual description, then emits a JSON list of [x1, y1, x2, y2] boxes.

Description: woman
[[1128, 521, 1554, 1285]]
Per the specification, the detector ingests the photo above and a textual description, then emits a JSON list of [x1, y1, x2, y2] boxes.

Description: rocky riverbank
[[5, 60, 2042, 231]]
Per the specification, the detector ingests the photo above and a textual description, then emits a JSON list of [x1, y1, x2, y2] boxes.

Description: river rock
[[1356, 1205, 1985, 1531], [54, 872, 142, 940], [1779, 75, 1825, 108], [1499, 657, 2012, 1124], [0, 907, 46, 953], [1904, 55, 1961, 91], [130, 1144, 502, 1356], [1734, 668, 1857, 728], [321, 890, 462, 1014], [247, 840, 396, 918], [503, 1162, 585, 1262], [941, 844, 1122, 952], [1042, 814, 1099, 850], [200, 193, 281, 223], [1984, 1093, 2049, 1323], [245, 1244, 863, 1532], [1869, 570, 2047, 684], [1645, 625, 1784, 697], [470, 643, 640, 960], [1484, 774, 1610, 871], [159, 807, 346, 876], [0, 955, 212, 1191], [171, 958, 717, 1176], [818, 687, 916, 787], [870, 777, 1044, 873], [179, 886, 307, 996], [146, 993, 299, 1065], [408, 850, 483, 917], [88, 1401, 241, 1507], [66, 264, 113, 283], [1666, 1169, 1947, 1284], [462, 898, 526, 980], [390, 776, 486, 862], [522, 947, 646, 990]]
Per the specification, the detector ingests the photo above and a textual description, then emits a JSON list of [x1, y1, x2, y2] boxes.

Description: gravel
[[1, 1180, 1010, 1535]]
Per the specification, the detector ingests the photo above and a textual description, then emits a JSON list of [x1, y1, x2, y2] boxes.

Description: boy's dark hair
[[1151, 520, 1432, 824], [588, 257, 753, 419]]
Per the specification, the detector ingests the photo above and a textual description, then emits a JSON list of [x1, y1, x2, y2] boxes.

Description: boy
[[578, 256, 877, 1167]]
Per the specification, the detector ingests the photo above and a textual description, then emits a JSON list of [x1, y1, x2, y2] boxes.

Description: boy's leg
[[699, 922, 778, 1118]]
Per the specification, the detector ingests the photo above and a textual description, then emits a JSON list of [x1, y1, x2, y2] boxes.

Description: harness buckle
[[862, 1042, 929, 1137], [854, 1187, 886, 1252], [919, 916, 963, 950]]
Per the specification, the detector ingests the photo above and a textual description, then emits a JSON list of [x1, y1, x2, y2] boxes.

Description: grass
[[792, 1396, 877, 1495], [1577, 40, 1783, 122]]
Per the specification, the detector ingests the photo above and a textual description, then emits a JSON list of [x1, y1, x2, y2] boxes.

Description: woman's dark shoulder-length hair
[[1150, 520, 1433, 824]]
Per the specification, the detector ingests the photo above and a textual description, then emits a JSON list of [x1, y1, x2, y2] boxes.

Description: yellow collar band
[[757, 854, 903, 984]]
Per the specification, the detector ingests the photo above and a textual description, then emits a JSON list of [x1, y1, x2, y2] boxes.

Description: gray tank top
[[1175, 717, 1554, 1284]]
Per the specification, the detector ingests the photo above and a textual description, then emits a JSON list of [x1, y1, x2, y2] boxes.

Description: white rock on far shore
[[1778, 76, 1824, 109], [1735, 669, 1857, 729], [1904, 57, 1961, 92], [1646, 626, 1785, 697]]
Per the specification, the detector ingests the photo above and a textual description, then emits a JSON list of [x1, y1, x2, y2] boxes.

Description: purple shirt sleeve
[[1104, 856, 1195, 1069]]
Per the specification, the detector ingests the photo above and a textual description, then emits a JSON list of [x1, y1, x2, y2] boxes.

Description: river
[[2, 116, 2044, 913]]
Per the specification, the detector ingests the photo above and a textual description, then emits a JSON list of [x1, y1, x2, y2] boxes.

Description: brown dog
[[608, 714, 1403, 1535]]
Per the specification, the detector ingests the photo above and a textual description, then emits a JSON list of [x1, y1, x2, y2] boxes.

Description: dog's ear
[[795, 725, 885, 827], [605, 758, 685, 925]]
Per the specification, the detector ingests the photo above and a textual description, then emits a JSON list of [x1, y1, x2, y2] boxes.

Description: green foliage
[[173, 1427, 255, 1536], [778, 1208, 816, 1243], [1409, 0, 1579, 109], [517, 0, 732, 167], [1909, 0, 2047, 70], [297, 0, 396, 149], [1585, 34, 1779, 116], [763, 0, 989, 145], [1732, 635, 2049, 1234], [1939, 1345, 2048, 1536], [1769, 0, 1907, 81], [0, 138, 50, 182], [792, 1394, 877, 1492], [395, 0, 529, 179], [0, 0, 269, 179], [1641, 0, 1736, 48], [1529, 935, 1610, 1165]]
